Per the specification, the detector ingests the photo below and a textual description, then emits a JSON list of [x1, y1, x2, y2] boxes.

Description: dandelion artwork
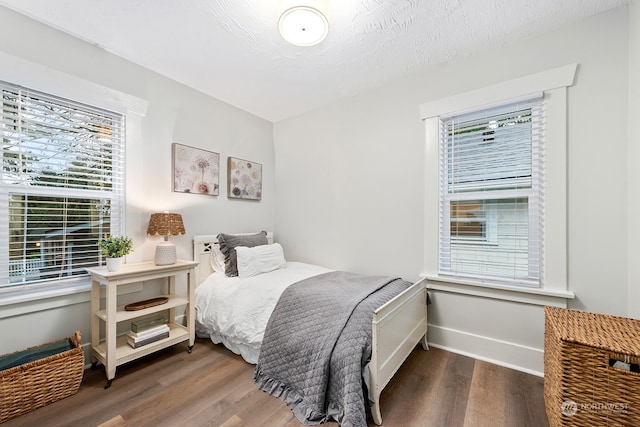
[[172, 143, 220, 196], [227, 157, 262, 200]]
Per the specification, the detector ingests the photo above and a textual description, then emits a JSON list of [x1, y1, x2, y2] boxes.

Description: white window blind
[[0, 82, 125, 288], [439, 95, 544, 286]]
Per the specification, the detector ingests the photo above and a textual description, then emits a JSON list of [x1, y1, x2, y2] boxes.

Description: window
[[421, 64, 575, 298], [0, 82, 125, 289], [439, 96, 544, 287]]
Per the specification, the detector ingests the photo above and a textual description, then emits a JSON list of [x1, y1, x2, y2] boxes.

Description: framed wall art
[[172, 143, 220, 196], [227, 157, 262, 200]]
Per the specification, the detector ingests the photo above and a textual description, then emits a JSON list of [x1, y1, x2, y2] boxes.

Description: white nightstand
[[86, 259, 198, 388]]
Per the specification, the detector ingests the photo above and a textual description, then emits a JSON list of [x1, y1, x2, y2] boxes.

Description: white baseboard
[[427, 324, 544, 377]]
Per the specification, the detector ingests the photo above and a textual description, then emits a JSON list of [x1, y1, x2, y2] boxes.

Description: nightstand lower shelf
[[91, 322, 189, 371]]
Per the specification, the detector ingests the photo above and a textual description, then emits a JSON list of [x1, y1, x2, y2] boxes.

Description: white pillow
[[209, 245, 226, 273], [235, 243, 286, 278]]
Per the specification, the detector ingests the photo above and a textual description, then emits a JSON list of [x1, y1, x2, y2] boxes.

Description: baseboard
[[427, 324, 544, 377]]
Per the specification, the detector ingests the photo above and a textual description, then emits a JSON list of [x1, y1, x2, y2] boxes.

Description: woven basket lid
[[546, 306, 640, 357]]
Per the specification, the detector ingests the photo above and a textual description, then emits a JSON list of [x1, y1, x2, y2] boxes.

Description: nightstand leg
[[105, 279, 117, 385], [90, 278, 100, 364], [187, 267, 196, 348]]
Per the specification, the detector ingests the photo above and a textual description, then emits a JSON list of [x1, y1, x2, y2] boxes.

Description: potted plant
[[98, 235, 133, 272]]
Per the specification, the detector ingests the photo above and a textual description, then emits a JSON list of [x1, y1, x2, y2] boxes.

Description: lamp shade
[[146, 212, 185, 237], [147, 212, 185, 266]]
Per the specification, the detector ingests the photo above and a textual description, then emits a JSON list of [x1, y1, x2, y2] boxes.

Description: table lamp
[[147, 212, 186, 265]]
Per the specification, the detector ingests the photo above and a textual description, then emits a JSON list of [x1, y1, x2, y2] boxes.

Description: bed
[[193, 232, 428, 426]]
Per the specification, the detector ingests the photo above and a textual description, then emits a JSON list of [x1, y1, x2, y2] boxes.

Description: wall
[[628, 0, 640, 319], [0, 6, 274, 355], [274, 6, 632, 375]]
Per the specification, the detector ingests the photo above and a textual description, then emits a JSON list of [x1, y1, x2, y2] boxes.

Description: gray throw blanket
[[254, 271, 411, 427]]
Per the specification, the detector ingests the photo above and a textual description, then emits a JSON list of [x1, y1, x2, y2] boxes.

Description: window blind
[[439, 96, 544, 286], [0, 82, 125, 288]]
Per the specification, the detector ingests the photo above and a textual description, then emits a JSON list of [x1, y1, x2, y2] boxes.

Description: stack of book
[[127, 315, 169, 348]]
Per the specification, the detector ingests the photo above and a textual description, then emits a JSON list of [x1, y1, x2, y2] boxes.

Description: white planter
[[106, 257, 123, 272]]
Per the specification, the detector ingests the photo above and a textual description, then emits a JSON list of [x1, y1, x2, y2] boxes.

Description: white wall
[[0, 6, 274, 355], [274, 6, 632, 375], [628, 0, 640, 319]]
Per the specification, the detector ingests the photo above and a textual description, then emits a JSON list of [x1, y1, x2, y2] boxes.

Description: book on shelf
[[127, 331, 170, 348], [131, 314, 167, 333], [127, 324, 170, 341]]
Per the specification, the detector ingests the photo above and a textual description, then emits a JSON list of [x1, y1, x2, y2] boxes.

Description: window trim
[[421, 64, 577, 298], [0, 52, 148, 309]]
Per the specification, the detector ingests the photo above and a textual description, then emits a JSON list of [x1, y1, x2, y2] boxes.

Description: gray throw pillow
[[217, 231, 268, 277]]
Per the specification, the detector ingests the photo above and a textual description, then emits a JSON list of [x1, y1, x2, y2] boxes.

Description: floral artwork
[[172, 143, 219, 196], [227, 157, 262, 200]]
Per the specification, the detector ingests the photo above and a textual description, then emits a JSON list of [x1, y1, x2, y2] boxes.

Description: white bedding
[[195, 261, 332, 363]]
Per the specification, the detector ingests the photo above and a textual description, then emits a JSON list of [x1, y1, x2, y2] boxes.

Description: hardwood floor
[[3, 339, 548, 427]]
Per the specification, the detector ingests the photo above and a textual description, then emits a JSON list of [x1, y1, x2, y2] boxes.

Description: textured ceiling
[[0, 0, 628, 122]]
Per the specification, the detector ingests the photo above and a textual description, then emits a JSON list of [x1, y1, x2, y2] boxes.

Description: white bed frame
[[193, 232, 428, 425]]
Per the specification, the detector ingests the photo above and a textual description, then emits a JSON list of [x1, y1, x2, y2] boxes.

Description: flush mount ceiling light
[[278, 6, 329, 47]]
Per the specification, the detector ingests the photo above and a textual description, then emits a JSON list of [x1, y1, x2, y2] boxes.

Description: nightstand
[[86, 259, 198, 388]]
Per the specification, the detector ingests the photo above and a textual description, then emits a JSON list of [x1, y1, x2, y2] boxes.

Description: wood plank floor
[[3, 338, 548, 427]]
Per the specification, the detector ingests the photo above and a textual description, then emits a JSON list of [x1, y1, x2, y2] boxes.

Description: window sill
[[0, 279, 92, 319], [0, 277, 143, 319], [421, 274, 574, 307]]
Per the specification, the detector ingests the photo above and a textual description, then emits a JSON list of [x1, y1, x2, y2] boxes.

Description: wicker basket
[[0, 331, 84, 423], [544, 307, 640, 426]]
